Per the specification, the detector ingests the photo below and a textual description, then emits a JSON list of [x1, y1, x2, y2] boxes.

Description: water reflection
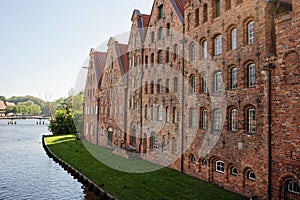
[[0, 119, 99, 199]]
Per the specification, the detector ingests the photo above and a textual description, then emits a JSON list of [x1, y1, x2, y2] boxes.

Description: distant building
[[0, 101, 6, 117]]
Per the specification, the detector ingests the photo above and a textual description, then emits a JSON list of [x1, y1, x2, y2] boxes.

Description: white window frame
[[214, 35, 222, 55], [190, 44, 196, 62], [190, 76, 196, 94], [214, 71, 223, 92], [158, 105, 163, 121], [216, 160, 225, 173], [231, 28, 237, 50], [202, 74, 207, 93], [248, 171, 256, 180], [230, 108, 238, 131], [248, 63, 256, 87], [166, 107, 170, 122], [213, 109, 222, 130], [202, 40, 208, 59], [230, 67, 238, 89], [247, 108, 256, 134], [201, 109, 208, 129], [248, 21, 255, 44], [288, 181, 300, 194]]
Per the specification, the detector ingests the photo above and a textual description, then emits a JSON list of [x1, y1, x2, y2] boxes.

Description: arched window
[[230, 166, 238, 176], [190, 154, 196, 164], [248, 63, 256, 87], [145, 55, 149, 68], [166, 107, 170, 122], [173, 107, 178, 123], [173, 77, 178, 92], [230, 67, 238, 89], [151, 53, 154, 67], [109, 73, 113, 84], [151, 105, 154, 120], [248, 21, 255, 44], [158, 50, 163, 64], [158, 27, 163, 40], [231, 28, 237, 50], [195, 9, 199, 27], [131, 124, 136, 146], [226, 0, 231, 10], [190, 75, 196, 94], [190, 43, 196, 62], [166, 23, 171, 36], [145, 104, 148, 119], [201, 159, 207, 166], [145, 81, 148, 94], [166, 47, 170, 63], [109, 56, 113, 69], [201, 40, 208, 59], [203, 4, 208, 22], [214, 0, 221, 18], [150, 80, 154, 94], [189, 108, 196, 128], [166, 78, 170, 93], [158, 105, 163, 121], [201, 74, 207, 93], [288, 181, 300, 194], [150, 132, 159, 150], [247, 108, 256, 134], [158, 4, 163, 19], [247, 171, 256, 180], [172, 137, 177, 154], [214, 35, 222, 55], [214, 71, 223, 91], [132, 76, 136, 88], [201, 109, 208, 129], [216, 160, 225, 173], [213, 109, 222, 130], [162, 135, 167, 151], [157, 79, 163, 94], [229, 108, 238, 131], [174, 44, 179, 60]]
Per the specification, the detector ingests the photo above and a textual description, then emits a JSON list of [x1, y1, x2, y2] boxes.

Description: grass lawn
[[45, 134, 247, 200]]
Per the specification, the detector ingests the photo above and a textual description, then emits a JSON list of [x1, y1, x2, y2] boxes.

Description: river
[[0, 119, 94, 200]]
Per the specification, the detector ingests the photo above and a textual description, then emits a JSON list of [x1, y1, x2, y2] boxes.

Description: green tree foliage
[[5, 106, 17, 115], [48, 108, 76, 135], [15, 101, 42, 115], [0, 96, 7, 102]]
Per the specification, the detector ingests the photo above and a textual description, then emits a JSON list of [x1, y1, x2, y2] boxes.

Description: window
[[145, 81, 148, 94], [214, 0, 221, 18], [151, 132, 159, 150], [230, 67, 238, 89], [174, 77, 178, 92], [172, 137, 177, 154], [158, 50, 163, 64], [109, 73, 113, 84], [190, 75, 196, 94], [166, 23, 171, 36], [173, 107, 178, 123], [189, 108, 196, 128], [214, 71, 223, 91], [288, 181, 300, 194], [162, 135, 167, 151], [158, 105, 163, 121], [231, 28, 237, 50], [166, 79, 170, 93], [158, 4, 163, 19], [226, 0, 231, 10], [151, 53, 154, 67], [248, 21, 255, 44], [247, 108, 256, 134], [248, 63, 256, 87], [201, 159, 207, 166], [203, 4, 208, 22], [187, 13, 191, 31], [145, 55, 148, 68], [201, 40, 208, 59], [213, 109, 222, 130], [131, 124, 136, 146], [248, 171, 256, 180], [195, 9, 199, 27], [201, 74, 207, 93], [151, 31, 155, 43], [230, 166, 238, 176], [214, 35, 222, 55], [150, 80, 154, 94], [166, 107, 170, 122], [157, 79, 163, 94], [145, 105, 148, 119], [190, 154, 196, 164], [229, 108, 238, 131], [201, 109, 208, 129], [216, 160, 224, 173], [190, 43, 196, 62], [158, 27, 163, 40], [151, 106, 154, 120], [166, 47, 170, 63], [109, 56, 113, 69], [132, 77, 136, 88], [174, 44, 179, 60]]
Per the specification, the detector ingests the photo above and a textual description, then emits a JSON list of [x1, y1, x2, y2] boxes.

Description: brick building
[[83, 0, 299, 199]]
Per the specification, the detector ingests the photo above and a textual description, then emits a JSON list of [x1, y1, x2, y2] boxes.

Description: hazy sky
[[0, 0, 152, 100]]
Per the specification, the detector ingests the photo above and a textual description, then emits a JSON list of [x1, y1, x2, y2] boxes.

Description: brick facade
[[83, 0, 299, 199]]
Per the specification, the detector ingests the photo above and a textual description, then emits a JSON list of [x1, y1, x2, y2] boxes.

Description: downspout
[[180, 25, 186, 173], [96, 97, 100, 145]]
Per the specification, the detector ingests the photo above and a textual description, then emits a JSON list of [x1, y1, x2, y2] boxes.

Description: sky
[[0, 0, 152, 101]]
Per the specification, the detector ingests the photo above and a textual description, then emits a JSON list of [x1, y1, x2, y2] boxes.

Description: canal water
[[0, 119, 92, 199]]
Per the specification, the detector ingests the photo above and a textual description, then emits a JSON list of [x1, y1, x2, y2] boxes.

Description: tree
[[48, 108, 76, 135]]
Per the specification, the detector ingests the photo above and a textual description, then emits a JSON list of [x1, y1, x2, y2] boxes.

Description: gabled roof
[[116, 43, 128, 75], [141, 14, 150, 28], [0, 101, 6, 110], [170, 0, 190, 24], [93, 51, 107, 90]]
